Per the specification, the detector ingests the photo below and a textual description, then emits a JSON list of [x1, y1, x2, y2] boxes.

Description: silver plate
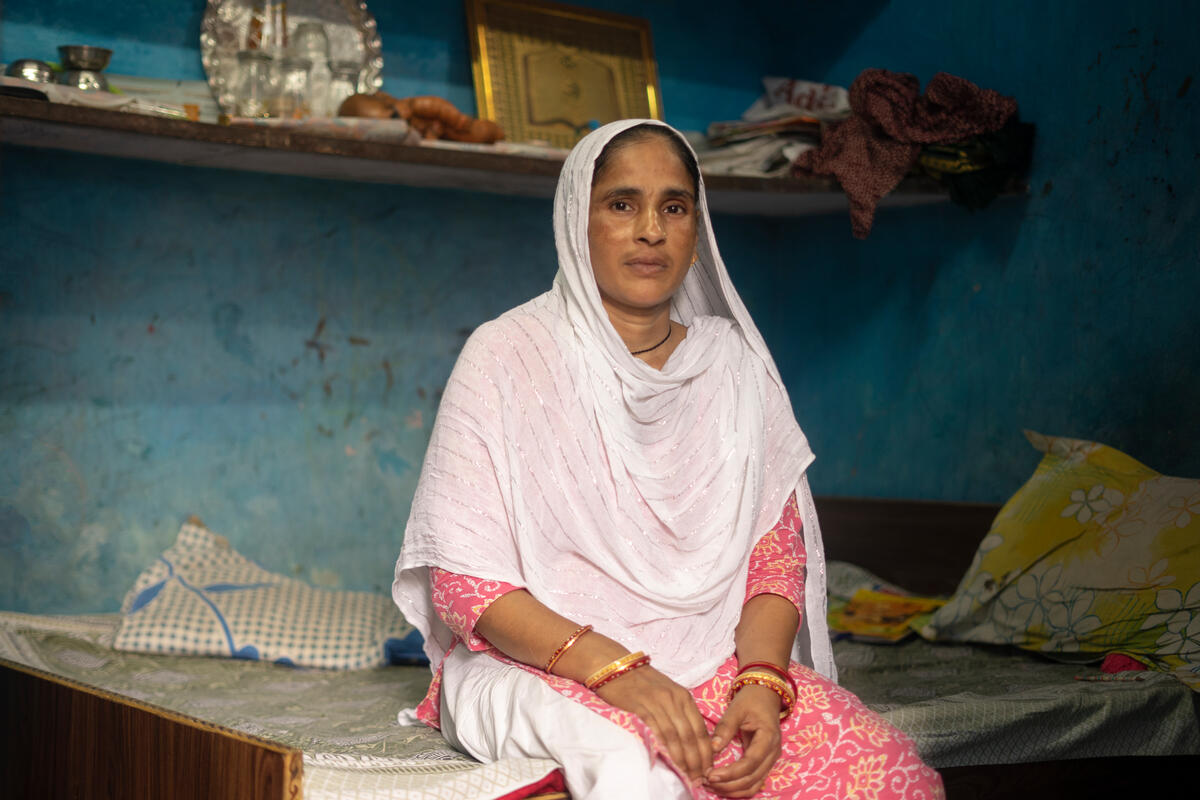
[[200, 0, 383, 115]]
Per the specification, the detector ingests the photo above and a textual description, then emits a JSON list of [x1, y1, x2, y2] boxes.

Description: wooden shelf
[[0, 95, 955, 216]]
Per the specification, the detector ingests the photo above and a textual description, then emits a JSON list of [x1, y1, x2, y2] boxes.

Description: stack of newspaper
[[696, 77, 851, 177]]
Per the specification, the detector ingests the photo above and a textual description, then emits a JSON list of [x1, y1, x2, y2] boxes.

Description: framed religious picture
[[465, 0, 663, 148]]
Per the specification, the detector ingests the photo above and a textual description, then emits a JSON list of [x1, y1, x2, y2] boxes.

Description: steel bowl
[[5, 58, 55, 83], [58, 45, 112, 72], [58, 69, 109, 92]]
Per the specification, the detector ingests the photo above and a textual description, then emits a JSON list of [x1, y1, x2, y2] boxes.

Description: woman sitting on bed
[[393, 120, 942, 799]]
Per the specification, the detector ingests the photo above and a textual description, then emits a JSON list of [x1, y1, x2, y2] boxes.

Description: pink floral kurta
[[420, 492, 943, 799]]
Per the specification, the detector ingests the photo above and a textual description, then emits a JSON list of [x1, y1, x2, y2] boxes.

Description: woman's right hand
[[595, 665, 712, 782], [474, 592, 712, 779]]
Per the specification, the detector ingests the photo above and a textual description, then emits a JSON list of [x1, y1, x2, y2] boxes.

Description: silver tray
[[200, 0, 383, 115]]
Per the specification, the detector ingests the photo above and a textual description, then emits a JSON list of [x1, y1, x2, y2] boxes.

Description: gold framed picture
[[465, 0, 663, 148]]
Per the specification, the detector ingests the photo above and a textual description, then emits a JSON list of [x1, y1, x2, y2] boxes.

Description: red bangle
[[545, 624, 592, 674], [738, 661, 796, 696]]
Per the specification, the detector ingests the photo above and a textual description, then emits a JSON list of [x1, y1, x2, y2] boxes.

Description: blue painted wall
[[0, 1, 786, 612], [766, 1, 1199, 501], [2, 1, 1198, 612]]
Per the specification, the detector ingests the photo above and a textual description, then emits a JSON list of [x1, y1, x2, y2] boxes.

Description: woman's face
[[587, 136, 698, 319]]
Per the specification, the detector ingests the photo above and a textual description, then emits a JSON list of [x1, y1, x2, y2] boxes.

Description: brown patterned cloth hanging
[[795, 69, 1017, 238]]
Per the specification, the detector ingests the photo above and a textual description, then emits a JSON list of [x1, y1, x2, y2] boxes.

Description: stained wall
[[1, 1, 1196, 612]]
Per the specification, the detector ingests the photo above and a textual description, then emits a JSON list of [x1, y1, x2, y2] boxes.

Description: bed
[[4, 444, 1199, 798], [0, 618, 566, 800], [817, 494, 1200, 797]]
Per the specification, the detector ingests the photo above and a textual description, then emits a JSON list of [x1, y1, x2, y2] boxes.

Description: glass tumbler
[[234, 49, 274, 118], [291, 22, 331, 116], [327, 60, 362, 116], [275, 55, 313, 119], [246, 0, 289, 56]]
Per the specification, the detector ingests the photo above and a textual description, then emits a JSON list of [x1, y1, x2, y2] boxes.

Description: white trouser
[[440, 645, 692, 800]]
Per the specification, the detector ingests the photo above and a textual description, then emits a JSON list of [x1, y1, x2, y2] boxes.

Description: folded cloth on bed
[[114, 517, 425, 669], [920, 431, 1200, 691]]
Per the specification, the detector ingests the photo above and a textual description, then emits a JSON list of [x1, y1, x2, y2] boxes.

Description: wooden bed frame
[[3, 496, 1196, 798], [0, 657, 569, 800], [1, 657, 303, 800]]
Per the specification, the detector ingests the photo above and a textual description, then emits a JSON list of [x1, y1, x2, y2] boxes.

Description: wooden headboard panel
[[815, 496, 1001, 596]]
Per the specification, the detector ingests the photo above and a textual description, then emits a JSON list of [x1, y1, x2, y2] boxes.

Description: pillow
[[918, 431, 1200, 690], [115, 518, 425, 669]]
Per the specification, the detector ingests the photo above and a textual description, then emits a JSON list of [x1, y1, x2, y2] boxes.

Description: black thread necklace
[[630, 324, 672, 356]]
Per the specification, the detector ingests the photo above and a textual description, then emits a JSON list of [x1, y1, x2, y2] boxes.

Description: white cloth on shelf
[[0, 75, 194, 119]]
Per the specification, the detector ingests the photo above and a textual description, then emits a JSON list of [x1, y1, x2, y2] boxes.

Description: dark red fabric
[[1101, 653, 1148, 673], [491, 768, 568, 800], [795, 69, 1017, 238]]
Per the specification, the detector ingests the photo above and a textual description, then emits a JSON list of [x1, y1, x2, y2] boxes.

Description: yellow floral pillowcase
[[918, 431, 1200, 690]]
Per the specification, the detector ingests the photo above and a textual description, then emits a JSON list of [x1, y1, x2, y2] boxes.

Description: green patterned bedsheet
[[834, 636, 1200, 767], [0, 613, 559, 800], [827, 559, 1200, 767], [3, 610, 1197, 781]]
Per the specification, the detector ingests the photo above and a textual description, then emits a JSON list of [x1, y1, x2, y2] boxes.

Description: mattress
[[4, 607, 1198, 791], [834, 635, 1200, 767], [0, 612, 558, 800]]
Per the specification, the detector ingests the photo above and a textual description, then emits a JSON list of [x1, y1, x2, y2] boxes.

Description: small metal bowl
[[58, 69, 109, 92], [5, 58, 56, 83], [58, 45, 112, 72]]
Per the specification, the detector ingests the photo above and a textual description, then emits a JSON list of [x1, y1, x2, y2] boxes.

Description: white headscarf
[[393, 119, 834, 687]]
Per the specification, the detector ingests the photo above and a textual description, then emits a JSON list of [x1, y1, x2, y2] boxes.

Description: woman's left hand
[[705, 684, 783, 797]]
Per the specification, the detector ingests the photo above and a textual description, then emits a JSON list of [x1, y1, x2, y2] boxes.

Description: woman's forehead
[[591, 137, 694, 192]]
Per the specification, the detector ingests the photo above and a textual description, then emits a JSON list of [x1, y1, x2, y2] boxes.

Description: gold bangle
[[735, 669, 792, 692], [733, 677, 794, 720], [545, 624, 592, 674], [733, 671, 795, 703], [738, 661, 797, 697], [730, 673, 795, 720], [588, 654, 650, 691], [584, 651, 648, 690]]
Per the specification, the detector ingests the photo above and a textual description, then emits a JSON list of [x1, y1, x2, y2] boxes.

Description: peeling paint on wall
[[0, 146, 564, 613]]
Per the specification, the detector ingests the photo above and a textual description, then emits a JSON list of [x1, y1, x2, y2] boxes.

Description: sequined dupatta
[[394, 120, 834, 687]]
